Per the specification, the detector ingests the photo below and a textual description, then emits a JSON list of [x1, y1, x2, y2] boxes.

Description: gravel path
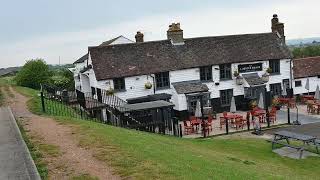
[[8, 87, 121, 180]]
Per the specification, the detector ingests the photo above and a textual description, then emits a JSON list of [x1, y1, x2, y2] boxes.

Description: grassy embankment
[[13, 85, 320, 180], [0, 77, 57, 179]]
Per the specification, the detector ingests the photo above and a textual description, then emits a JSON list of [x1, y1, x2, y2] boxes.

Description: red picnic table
[[303, 95, 314, 101], [252, 109, 266, 123], [278, 97, 291, 104], [224, 114, 243, 124], [225, 114, 243, 119]]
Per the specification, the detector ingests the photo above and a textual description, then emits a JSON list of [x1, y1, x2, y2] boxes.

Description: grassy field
[[13, 85, 320, 180]]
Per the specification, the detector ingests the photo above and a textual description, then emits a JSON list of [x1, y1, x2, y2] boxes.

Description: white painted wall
[[109, 36, 134, 45], [293, 77, 320, 95], [80, 73, 91, 93], [91, 59, 291, 111], [76, 35, 134, 91]]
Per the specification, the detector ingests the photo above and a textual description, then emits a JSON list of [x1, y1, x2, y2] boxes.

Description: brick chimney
[[167, 23, 184, 45], [271, 14, 285, 43], [135, 31, 144, 43]]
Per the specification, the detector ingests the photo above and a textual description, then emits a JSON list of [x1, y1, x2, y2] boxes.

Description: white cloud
[[1, 0, 320, 68]]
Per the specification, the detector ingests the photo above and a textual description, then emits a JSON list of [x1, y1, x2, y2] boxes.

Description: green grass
[[16, 119, 49, 180], [0, 88, 3, 106], [12, 85, 320, 180]]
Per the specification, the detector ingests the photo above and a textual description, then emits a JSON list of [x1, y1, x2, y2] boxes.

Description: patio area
[[180, 109, 287, 138], [181, 103, 320, 138]]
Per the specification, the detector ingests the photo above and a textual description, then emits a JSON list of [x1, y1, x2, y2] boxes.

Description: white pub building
[[73, 14, 293, 120]]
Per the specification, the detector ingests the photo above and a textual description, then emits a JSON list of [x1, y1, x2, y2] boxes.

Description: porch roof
[[126, 93, 172, 104], [121, 100, 174, 112], [242, 73, 265, 87], [173, 81, 209, 94]]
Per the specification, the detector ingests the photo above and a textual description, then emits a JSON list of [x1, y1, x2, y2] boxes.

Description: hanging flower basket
[[262, 73, 270, 82], [266, 67, 273, 74], [106, 88, 114, 95], [249, 100, 257, 110], [144, 82, 153, 89], [233, 70, 240, 77], [236, 76, 244, 85]]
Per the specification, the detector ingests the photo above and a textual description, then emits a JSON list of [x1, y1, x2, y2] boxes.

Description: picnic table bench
[[271, 130, 319, 159]]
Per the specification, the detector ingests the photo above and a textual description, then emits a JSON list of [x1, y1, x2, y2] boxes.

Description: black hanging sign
[[238, 63, 263, 73]]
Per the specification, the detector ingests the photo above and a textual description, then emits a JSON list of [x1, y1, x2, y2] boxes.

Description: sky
[[1, 0, 320, 68]]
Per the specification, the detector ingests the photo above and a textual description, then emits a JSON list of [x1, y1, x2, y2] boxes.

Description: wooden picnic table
[[271, 130, 319, 159]]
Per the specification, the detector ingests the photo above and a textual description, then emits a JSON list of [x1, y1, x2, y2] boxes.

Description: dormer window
[[113, 78, 126, 91]]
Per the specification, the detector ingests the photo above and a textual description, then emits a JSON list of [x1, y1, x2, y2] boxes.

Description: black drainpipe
[[289, 59, 293, 89], [149, 74, 156, 94]]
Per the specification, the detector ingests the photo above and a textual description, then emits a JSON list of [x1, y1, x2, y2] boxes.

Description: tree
[[50, 69, 75, 90], [15, 59, 52, 89], [292, 45, 320, 58]]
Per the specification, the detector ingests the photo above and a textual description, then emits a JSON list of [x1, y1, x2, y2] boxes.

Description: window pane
[[155, 72, 170, 89], [270, 83, 281, 96], [220, 89, 233, 106], [200, 66, 212, 81], [269, 60, 280, 73], [113, 78, 125, 91], [220, 64, 231, 80]]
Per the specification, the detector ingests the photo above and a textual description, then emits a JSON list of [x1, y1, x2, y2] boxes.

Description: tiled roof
[[173, 81, 209, 94], [242, 73, 265, 87], [293, 56, 320, 78], [73, 53, 88, 64], [89, 32, 292, 80], [99, 36, 122, 46], [74, 36, 133, 64], [126, 93, 172, 104]]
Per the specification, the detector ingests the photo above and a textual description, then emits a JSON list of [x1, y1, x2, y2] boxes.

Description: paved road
[[277, 109, 320, 124], [0, 107, 40, 180]]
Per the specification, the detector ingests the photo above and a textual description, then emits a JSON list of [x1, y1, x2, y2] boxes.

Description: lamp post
[[265, 87, 270, 128], [199, 94, 207, 138]]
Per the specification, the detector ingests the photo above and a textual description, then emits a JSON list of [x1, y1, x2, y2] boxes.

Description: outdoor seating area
[[181, 107, 282, 137]]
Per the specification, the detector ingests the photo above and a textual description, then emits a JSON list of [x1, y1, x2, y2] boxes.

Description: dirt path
[[7, 86, 121, 180]]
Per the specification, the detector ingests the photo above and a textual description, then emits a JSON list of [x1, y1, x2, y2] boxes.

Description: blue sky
[[1, 0, 320, 67]]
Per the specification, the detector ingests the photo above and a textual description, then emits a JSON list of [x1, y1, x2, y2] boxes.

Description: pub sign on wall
[[238, 63, 263, 73]]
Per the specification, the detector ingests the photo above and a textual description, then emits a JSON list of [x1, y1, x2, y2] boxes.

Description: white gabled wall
[[109, 36, 134, 45], [78, 36, 134, 92]]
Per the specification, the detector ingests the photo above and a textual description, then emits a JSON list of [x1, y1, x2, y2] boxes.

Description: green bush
[[50, 69, 74, 90], [15, 59, 52, 89]]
